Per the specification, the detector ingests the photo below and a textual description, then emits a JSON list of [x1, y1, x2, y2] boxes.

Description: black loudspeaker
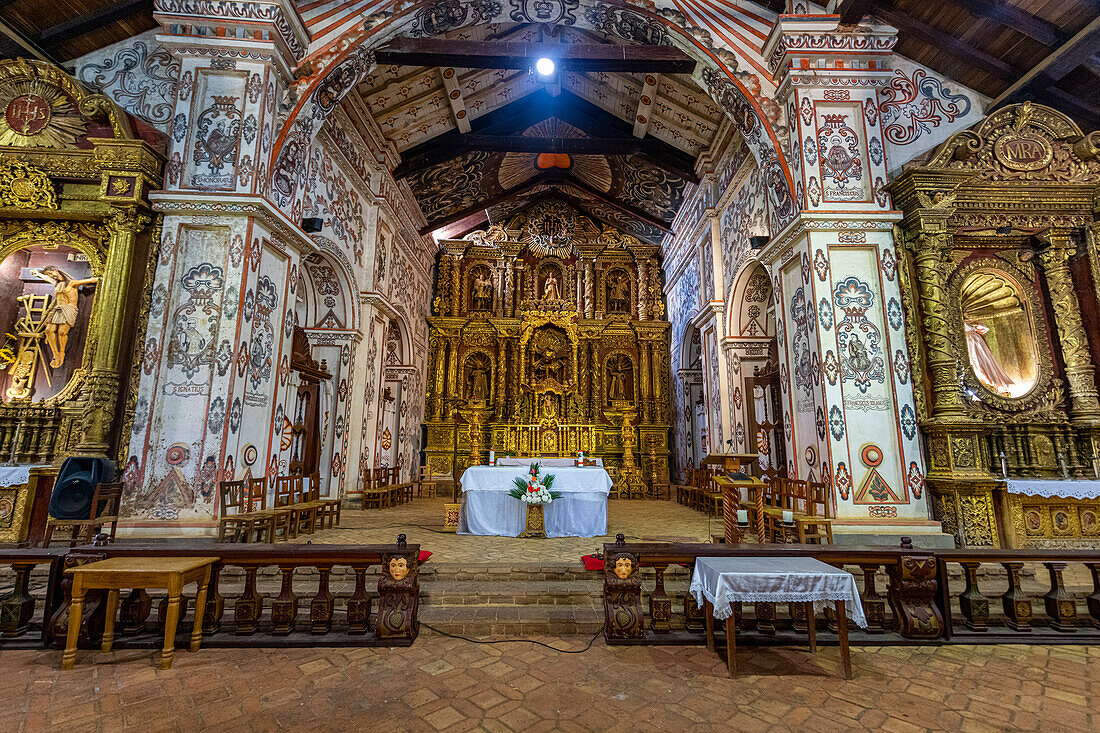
[[48, 457, 114, 520], [302, 217, 324, 233], [749, 235, 770, 249]]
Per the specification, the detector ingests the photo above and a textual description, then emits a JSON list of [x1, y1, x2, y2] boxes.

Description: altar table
[[63, 556, 217, 671], [690, 556, 867, 678], [460, 465, 611, 537]]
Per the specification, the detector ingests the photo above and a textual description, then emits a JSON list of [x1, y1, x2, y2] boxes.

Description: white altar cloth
[[690, 557, 868, 627], [459, 465, 611, 538], [495, 457, 604, 467], [1006, 479, 1100, 500], [0, 465, 48, 487]]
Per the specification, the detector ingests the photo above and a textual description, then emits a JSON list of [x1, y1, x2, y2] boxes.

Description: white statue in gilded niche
[[542, 271, 560, 301]]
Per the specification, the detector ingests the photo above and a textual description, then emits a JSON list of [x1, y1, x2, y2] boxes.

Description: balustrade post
[[202, 567, 224, 635], [234, 566, 262, 635], [886, 555, 945, 639], [1043, 562, 1077, 632], [347, 565, 372, 635], [118, 588, 151, 635], [376, 544, 420, 641], [1086, 562, 1100, 628], [649, 564, 671, 633], [271, 566, 299, 635], [603, 544, 644, 640], [754, 602, 776, 635], [859, 564, 886, 634], [958, 562, 989, 632], [0, 563, 35, 637], [311, 566, 335, 635], [1000, 562, 1032, 632]]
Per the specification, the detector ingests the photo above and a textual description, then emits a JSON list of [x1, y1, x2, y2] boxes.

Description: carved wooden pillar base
[[519, 504, 546, 538]]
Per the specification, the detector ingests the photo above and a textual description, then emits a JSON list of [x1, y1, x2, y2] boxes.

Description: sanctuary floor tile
[[288, 498, 716, 565], [6, 640, 1098, 732]]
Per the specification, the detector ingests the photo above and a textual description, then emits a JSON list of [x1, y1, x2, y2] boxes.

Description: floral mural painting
[[880, 68, 972, 147]]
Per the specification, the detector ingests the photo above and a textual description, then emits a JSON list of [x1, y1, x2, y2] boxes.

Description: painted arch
[[270, 0, 796, 234]]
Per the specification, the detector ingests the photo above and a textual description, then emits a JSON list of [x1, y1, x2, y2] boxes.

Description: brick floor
[[6, 640, 1098, 732]]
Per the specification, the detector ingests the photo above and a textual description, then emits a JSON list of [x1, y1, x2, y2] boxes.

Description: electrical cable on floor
[[420, 622, 605, 653]]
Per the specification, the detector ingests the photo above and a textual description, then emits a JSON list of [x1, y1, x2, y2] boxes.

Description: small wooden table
[[691, 557, 866, 679], [63, 556, 219, 670]]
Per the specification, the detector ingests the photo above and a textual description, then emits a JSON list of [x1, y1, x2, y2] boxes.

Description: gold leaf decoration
[[0, 159, 56, 209]]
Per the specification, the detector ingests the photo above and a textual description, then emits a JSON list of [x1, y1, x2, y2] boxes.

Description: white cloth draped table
[[494, 457, 604, 467], [459, 465, 611, 538], [0, 465, 48, 488], [690, 556, 868, 628], [1005, 479, 1100, 500]]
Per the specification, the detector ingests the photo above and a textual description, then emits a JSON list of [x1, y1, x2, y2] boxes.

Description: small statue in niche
[[607, 272, 630, 313], [542, 270, 560, 301], [465, 355, 491, 402], [471, 269, 493, 310], [542, 392, 557, 419], [607, 354, 632, 403], [35, 266, 98, 369]]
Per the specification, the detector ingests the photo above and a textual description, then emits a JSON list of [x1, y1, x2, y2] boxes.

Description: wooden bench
[[740, 478, 833, 544]]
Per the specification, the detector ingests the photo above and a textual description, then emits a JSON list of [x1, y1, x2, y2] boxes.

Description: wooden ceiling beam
[[37, 0, 148, 47], [992, 17, 1100, 108], [875, 7, 1020, 81], [375, 38, 696, 74], [0, 14, 54, 62], [392, 90, 699, 182], [439, 67, 471, 134], [418, 176, 550, 235], [952, 0, 1066, 47], [633, 73, 659, 138]]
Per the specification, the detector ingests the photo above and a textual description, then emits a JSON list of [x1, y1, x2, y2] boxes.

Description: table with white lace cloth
[[1005, 479, 1100, 500], [690, 556, 868, 628], [459, 465, 611, 537]]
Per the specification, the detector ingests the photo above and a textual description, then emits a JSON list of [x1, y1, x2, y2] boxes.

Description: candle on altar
[[782, 510, 793, 524], [489, 450, 495, 465], [736, 509, 748, 524]]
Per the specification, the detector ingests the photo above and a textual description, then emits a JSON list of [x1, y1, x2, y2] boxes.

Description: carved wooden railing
[[0, 537, 421, 648], [599, 537, 1100, 644]]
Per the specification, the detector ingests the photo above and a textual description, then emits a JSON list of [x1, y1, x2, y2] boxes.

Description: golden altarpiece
[[891, 102, 1100, 548], [424, 202, 671, 491], [0, 58, 161, 469]]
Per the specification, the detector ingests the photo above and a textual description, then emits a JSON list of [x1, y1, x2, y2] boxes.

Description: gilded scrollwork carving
[[0, 160, 56, 209]]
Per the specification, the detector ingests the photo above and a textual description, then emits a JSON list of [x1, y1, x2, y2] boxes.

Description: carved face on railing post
[[612, 554, 634, 579], [388, 556, 409, 581]]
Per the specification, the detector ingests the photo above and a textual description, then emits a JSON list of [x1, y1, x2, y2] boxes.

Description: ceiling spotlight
[[535, 57, 555, 76]]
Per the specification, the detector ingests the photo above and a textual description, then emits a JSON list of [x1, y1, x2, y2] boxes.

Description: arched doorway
[[726, 261, 784, 480]]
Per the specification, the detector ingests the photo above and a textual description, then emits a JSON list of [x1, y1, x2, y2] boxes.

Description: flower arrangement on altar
[[509, 462, 561, 505]]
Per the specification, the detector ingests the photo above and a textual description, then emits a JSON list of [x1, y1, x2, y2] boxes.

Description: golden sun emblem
[[0, 68, 87, 148]]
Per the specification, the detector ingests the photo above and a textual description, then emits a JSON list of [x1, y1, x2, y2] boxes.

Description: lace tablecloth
[[690, 556, 868, 627], [1005, 479, 1100, 500], [0, 465, 48, 488]]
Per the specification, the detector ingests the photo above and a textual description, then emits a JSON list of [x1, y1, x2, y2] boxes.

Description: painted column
[[761, 15, 944, 543], [121, 0, 310, 535], [1037, 231, 1100, 423]]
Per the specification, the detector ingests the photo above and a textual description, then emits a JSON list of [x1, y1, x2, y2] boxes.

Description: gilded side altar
[[423, 201, 671, 491], [891, 102, 1100, 548]]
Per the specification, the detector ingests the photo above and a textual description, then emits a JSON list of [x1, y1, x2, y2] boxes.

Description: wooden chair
[[308, 473, 341, 529], [43, 482, 123, 547], [797, 481, 834, 544], [246, 476, 292, 542], [415, 467, 437, 498], [291, 475, 319, 535], [273, 476, 308, 538], [217, 479, 258, 542], [361, 470, 385, 510]]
